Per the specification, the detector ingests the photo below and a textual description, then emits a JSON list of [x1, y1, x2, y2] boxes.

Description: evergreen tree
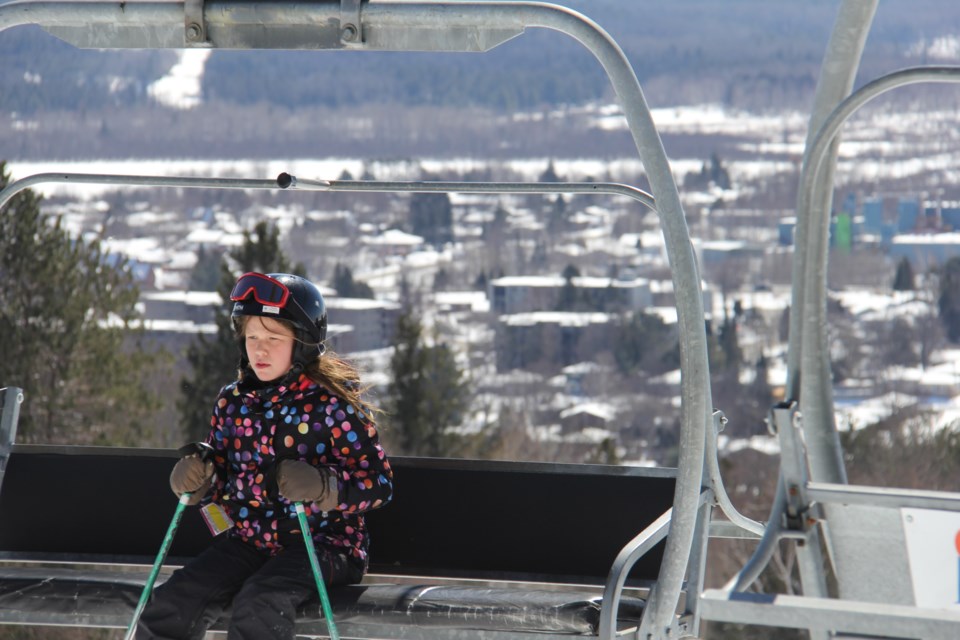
[[586, 437, 621, 465], [188, 244, 222, 291], [409, 192, 453, 247], [612, 311, 678, 375], [892, 257, 915, 291], [178, 221, 304, 442], [717, 313, 743, 373], [556, 264, 581, 311], [484, 204, 509, 241], [432, 267, 451, 292], [938, 256, 960, 343], [473, 270, 488, 291], [332, 262, 374, 298], [386, 309, 470, 457], [0, 162, 165, 444], [539, 160, 559, 182], [709, 152, 732, 189], [546, 194, 569, 235], [739, 354, 775, 437], [684, 152, 732, 190]]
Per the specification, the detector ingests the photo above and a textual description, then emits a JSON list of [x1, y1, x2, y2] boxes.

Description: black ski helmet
[[230, 272, 327, 368]]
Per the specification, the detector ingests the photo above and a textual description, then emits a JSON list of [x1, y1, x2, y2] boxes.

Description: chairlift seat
[[0, 444, 673, 638]]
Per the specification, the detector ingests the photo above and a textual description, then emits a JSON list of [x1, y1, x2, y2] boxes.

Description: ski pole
[[295, 502, 340, 640], [124, 491, 192, 640], [125, 443, 213, 640]]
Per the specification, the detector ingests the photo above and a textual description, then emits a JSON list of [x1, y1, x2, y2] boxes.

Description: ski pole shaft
[[124, 492, 192, 640], [295, 502, 340, 640]]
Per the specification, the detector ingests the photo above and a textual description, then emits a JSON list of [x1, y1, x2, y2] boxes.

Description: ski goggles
[[230, 272, 323, 343], [230, 272, 290, 308]]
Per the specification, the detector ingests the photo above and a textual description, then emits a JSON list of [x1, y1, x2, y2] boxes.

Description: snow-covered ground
[[146, 49, 211, 109]]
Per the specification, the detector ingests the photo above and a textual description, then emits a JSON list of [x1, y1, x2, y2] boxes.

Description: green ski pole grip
[[296, 502, 340, 640]]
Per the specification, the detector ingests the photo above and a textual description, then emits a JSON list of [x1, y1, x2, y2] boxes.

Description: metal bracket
[[0, 387, 24, 492], [340, 0, 364, 44], [772, 402, 813, 530], [184, 0, 207, 45]]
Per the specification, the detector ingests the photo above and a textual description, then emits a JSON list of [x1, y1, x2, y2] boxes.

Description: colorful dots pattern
[[204, 373, 393, 560]]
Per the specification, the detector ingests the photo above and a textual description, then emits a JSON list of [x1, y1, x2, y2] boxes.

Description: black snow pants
[[135, 535, 363, 640]]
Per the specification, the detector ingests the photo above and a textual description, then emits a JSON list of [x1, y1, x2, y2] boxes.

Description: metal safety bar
[[785, 0, 878, 489], [0, 172, 658, 212]]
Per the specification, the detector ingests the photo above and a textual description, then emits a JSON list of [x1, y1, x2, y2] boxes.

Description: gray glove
[[277, 460, 339, 511], [170, 455, 214, 506]]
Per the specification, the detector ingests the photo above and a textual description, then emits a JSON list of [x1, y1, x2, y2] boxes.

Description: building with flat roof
[[489, 275, 652, 315]]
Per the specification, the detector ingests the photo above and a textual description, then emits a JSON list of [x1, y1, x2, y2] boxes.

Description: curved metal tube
[[731, 66, 960, 599], [796, 65, 960, 483], [718, 0, 878, 603], [0, 173, 280, 209], [598, 509, 673, 640], [723, 474, 787, 592], [705, 411, 765, 538], [0, 172, 658, 213], [278, 174, 658, 211], [787, 0, 877, 485], [382, 7, 712, 634]]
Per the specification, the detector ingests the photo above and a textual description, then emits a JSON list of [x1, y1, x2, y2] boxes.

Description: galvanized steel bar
[[0, 172, 657, 212], [0, 173, 280, 210], [807, 481, 960, 512], [787, 0, 878, 485], [599, 509, 672, 640], [704, 410, 764, 537], [278, 174, 658, 211], [699, 589, 960, 640], [782, 3, 876, 625]]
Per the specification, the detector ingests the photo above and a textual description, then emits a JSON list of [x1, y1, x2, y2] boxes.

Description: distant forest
[[1, 0, 958, 159]]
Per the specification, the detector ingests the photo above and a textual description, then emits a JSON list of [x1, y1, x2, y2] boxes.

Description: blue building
[[778, 217, 795, 246], [941, 202, 960, 231], [897, 197, 920, 233], [862, 196, 883, 235]]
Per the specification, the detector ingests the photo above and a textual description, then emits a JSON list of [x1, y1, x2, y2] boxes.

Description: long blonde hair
[[237, 315, 380, 419]]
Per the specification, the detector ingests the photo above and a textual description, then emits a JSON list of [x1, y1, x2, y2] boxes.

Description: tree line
[[7, 0, 951, 117]]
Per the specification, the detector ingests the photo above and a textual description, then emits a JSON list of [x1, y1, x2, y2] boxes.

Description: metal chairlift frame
[[697, 1, 960, 638], [3, 1, 960, 639], [0, 3, 715, 638]]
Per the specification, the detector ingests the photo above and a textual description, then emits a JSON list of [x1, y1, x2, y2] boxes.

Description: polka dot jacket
[[202, 372, 393, 561]]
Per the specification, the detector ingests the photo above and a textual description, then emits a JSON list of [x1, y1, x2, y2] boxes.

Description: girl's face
[[243, 316, 295, 382]]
